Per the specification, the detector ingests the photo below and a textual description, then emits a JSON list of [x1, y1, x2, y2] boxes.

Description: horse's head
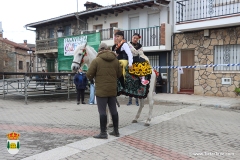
[[71, 43, 87, 71]]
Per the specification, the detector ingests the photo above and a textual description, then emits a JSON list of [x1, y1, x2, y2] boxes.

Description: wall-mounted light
[[95, 17, 98, 21], [57, 27, 64, 37], [115, 13, 118, 17]]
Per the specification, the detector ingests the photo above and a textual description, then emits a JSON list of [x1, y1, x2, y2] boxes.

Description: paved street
[[0, 93, 239, 160]]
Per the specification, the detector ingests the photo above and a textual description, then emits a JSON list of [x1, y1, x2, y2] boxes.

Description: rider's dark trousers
[[96, 96, 118, 116]]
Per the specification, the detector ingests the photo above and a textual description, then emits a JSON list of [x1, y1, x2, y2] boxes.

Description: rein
[[73, 49, 87, 67]]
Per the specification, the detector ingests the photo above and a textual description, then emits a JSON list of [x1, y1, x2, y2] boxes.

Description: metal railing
[[123, 26, 161, 47], [36, 38, 58, 51], [81, 28, 114, 41], [176, 0, 240, 23], [99, 28, 114, 40]]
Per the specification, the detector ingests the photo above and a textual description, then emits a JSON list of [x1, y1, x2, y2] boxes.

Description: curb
[[156, 99, 237, 110]]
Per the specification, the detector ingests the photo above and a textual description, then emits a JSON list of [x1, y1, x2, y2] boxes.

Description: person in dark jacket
[[74, 68, 88, 105], [86, 42, 122, 139]]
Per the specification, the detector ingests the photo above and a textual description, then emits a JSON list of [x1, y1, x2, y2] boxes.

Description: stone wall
[[173, 26, 240, 97], [16, 48, 30, 73], [37, 20, 85, 40], [0, 41, 16, 78]]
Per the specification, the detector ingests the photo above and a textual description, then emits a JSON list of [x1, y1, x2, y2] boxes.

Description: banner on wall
[[58, 32, 100, 71], [64, 36, 87, 56]]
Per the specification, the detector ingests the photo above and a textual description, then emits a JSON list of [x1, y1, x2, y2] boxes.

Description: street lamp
[[57, 27, 64, 37], [27, 50, 33, 72]]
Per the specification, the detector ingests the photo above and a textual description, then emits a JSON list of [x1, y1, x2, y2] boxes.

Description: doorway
[[46, 59, 55, 72], [180, 50, 194, 93]]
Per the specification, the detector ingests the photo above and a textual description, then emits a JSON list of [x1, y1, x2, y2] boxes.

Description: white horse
[[71, 44, 156, 126]]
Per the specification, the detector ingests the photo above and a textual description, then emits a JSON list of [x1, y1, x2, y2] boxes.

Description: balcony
[[175, 0, 240, 31], [101, 24, 172, 51], [36, 38, 58, 53], [123, 26, 160, 47]]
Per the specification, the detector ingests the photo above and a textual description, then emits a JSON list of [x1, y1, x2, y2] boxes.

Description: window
[[110, 23, 118, 38], [49, 28, 54, 38], [148, 13, 159, 27], [129, 16, 139, 29], [94, 24, 102, 30], [214, 44, 240, 71], [64, 25, 71, 36], [26, 62, 30, 72], [19, 61, 23, 70]]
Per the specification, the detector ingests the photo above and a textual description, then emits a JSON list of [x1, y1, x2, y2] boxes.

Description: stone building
[[173, 0, 240, 97], [0, 37, 33, 78]]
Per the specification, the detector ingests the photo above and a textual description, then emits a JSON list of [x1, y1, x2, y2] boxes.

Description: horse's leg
[[106, 106, 113, 127], [116, 97, 120, 107], [132, 98, 144, 123], [144, 72, 156, 126], [144, 93, 154, 126]]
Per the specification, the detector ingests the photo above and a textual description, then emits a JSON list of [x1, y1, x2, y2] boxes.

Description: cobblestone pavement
[[0, 94, 239, 160], [0, 94, 186, 160]]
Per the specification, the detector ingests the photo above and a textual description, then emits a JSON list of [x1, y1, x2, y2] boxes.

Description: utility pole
[[77, 0, 79, 31], [27, 50, 33, 73]]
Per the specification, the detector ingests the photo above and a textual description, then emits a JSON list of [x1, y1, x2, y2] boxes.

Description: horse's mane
[[86, 45, 98, 58]]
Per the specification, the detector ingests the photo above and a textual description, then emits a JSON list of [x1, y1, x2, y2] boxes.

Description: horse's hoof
[[144, 123, 150, 126], [108, 124, 113, 127], [132, 120, 137, 123]]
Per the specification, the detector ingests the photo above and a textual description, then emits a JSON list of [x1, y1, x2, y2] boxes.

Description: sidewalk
[[154, 93, 240, 109]]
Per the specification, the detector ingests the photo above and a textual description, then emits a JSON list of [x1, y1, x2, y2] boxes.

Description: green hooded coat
[[86, 50, 122, 97]]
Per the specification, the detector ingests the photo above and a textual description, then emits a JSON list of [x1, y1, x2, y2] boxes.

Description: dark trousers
[[77, 89, 85, 102], [96, 96, 118, 116]]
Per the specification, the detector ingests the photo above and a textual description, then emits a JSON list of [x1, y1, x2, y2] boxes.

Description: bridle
[[72, 48, 87, 67]]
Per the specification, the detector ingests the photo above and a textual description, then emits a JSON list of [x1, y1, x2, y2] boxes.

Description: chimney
[[24, 40, 27, 45], [84, 1, 102, 10]]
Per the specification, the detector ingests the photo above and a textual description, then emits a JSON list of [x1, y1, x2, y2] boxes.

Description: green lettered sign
[[57, 32, 100, 71]]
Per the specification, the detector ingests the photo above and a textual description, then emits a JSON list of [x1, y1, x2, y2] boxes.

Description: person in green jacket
[[86, 42, 122, 139]]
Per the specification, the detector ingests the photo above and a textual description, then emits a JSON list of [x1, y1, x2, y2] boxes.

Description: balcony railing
[[36, 38, 58, 51], [123, 26, 160, 47], [99, 28, 114, 40], [81, 28, 114, 41], [176, 0, 240, 23]]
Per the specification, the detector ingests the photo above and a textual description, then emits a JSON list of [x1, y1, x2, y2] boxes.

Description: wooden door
[[180, 50, 194, 90], [47, 59, 55, 72]]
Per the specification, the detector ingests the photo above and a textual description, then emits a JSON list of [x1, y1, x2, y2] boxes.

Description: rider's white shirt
[[121, 43, 133, 66]]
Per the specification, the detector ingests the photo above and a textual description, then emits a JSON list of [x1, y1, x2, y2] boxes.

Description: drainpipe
[[170, 34, 175, 93], [170, 0, 174, 94]]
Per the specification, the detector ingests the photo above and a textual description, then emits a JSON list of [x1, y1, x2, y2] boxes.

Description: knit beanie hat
[[98, 43, 108, 52]]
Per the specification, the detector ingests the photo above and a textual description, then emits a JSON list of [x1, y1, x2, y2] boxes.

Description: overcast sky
[[0, 0, 130, 44]]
